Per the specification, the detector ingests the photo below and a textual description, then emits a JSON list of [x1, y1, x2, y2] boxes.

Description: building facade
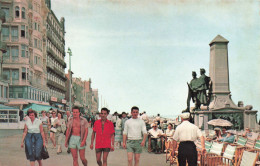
[[65, 74, 97, 114], [44, 0, 66, 110], [0, 0, 66, 110]]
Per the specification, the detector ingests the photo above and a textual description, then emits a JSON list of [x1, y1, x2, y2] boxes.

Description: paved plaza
[[0, 129, 173, 166]]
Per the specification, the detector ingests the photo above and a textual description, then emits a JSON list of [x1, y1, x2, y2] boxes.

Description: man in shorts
[[123, 106, 147, 166], [90, 107, 115, 166], [65, 106, 89, 166]]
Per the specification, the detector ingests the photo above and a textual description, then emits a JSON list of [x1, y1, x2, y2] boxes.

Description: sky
[[51, 0, 260, 118]]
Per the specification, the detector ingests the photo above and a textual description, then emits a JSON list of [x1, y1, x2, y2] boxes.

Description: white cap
[[180, 112, 190, 119]]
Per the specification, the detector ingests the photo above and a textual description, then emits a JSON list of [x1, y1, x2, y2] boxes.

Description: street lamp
[[67, 47, 72, 112]]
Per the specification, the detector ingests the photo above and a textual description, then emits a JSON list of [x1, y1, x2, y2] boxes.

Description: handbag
[[41, 146, 49, 160], [50, 127, 57, 133]]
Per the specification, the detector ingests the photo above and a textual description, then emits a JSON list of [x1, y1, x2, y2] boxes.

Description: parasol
[[207, 119, 233, 127]]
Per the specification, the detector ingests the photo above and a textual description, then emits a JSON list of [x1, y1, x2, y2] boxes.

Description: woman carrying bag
[[21, 109, 45, 166], [54, 111, 66, 154]]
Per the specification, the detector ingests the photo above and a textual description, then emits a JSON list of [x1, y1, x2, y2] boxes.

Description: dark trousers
[[178, 141, 197, 166]]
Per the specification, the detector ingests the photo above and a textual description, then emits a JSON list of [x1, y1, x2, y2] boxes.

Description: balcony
[[46, 47, 66, 68], [47, 79, 66, 92], [3, 57, 30, 64], [29, 77, 48, 91], [34, 64, 43, 73], [46, 63, 66, 79]]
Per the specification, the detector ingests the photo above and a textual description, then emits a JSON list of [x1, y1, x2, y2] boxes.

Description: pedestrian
[[21, 109, 45, 166], [50, 111, 58, 148], [40, 110, 49, 145], [172, 112, 206, 166], [65, 106, 88, 166], [121, 112, 128, 132], [90, 108, 115, 166], [115, 114, 122, 148], [54, 111, 66, 154], [91, 113, 96, 128], [64, 110, 72, 154], [123, 106, 147, 166]]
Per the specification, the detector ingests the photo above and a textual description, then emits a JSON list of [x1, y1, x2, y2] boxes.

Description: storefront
[[0, 104, 20, 129]]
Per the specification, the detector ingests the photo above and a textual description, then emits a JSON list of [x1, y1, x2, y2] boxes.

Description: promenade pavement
[[0, 129, 175, 166]]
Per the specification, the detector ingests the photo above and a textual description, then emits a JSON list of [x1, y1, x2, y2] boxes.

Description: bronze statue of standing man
[[186, 71, 199, 112], [186, 69, 211, 112]]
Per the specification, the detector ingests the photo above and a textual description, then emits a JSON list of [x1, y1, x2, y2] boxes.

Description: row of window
[[3, 45, 29, 59], [49, 87, 65, 100], [2, 26, 28, 41], [46, 43, 64, 62], [47, 72, 65, 87], [1, 6, 26, 20], [47, 24, 64, 52], [9, 86, 49, 102], [47, 55, 64, 72], [47, 15, 64, 38]]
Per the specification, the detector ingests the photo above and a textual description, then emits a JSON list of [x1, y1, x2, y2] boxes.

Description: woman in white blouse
[[21, 109, 45, 166], [50, 111, 58, 148], [165, 123, 175, 142]]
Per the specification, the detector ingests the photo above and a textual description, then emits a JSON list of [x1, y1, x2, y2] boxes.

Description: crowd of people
[[20, 107, 257, 166], [21, 106, 172, 166]]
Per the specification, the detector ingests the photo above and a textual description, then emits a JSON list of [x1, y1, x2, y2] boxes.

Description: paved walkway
[[0, 129, 174, 166]]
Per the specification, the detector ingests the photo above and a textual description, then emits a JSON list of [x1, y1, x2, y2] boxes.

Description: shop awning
[[22, 103, 56, 113], [0, 104, 19, 110]]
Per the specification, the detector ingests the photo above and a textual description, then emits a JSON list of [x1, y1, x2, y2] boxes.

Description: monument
[[187, 35, 259, 131]]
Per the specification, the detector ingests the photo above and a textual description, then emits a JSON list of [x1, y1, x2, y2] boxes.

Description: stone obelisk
[[208, 35, 238, 109]]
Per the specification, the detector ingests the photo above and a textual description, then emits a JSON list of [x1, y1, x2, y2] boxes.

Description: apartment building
[[0, 0, 66, 109], [45, 0, 66, 109]]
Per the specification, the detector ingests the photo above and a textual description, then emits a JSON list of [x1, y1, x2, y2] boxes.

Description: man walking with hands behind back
[[172, 112, 206, 166], [123, 106, 147, 166], [65, 106, 89, 166], [90, 107, 115, 166]]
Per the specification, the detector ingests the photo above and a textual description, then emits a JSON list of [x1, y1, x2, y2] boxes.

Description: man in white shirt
[[148, 123, 163, 153], [123, 106, 147, 166], [172, 112, 205, 166]]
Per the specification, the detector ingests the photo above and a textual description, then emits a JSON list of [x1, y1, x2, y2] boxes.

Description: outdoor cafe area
[[165, 118, 260, 166]]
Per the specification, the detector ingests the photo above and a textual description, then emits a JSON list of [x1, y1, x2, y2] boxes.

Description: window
[[21, 25, 25, 38], [2, 8, 9, 20], [21, 44, 28, 58], [2, 26, 9, 41], [3, 46, 10, 60], [34, 22, 37, 30], [11, 46, 19, 61], [34, 55, 37, 64], [3, 69, 10, 80], [15, 6, 19, 18], [38, 24, 40, 31], [26, 26, 28, 38], [4, 87, 7, 98], [22, 68, 26, 80], [34, 38, 37, 48], [22, 7, 25, 19], [11, 26, 18, 41], [12, 69, 19, 80]]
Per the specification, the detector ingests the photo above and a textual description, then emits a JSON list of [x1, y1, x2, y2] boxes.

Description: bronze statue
[[185, 71, 199, 112], [186, 69, 211, 112]]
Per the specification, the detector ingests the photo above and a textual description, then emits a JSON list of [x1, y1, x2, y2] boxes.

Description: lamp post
[[67, 47, 72, 112]]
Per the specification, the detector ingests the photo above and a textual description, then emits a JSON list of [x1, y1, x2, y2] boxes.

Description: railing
[[47, 79, 66, 92], [46, 47, 66, 68], [3, 57, 30, 64]]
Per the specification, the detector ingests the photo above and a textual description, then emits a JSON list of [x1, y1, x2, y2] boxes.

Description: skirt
[[25, 133, 43, 161], [115, 129, 122, 142]]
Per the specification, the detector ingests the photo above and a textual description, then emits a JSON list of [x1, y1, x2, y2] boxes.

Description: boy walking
[[123, 106, 147, 166], [90, 108, 115, 166]]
